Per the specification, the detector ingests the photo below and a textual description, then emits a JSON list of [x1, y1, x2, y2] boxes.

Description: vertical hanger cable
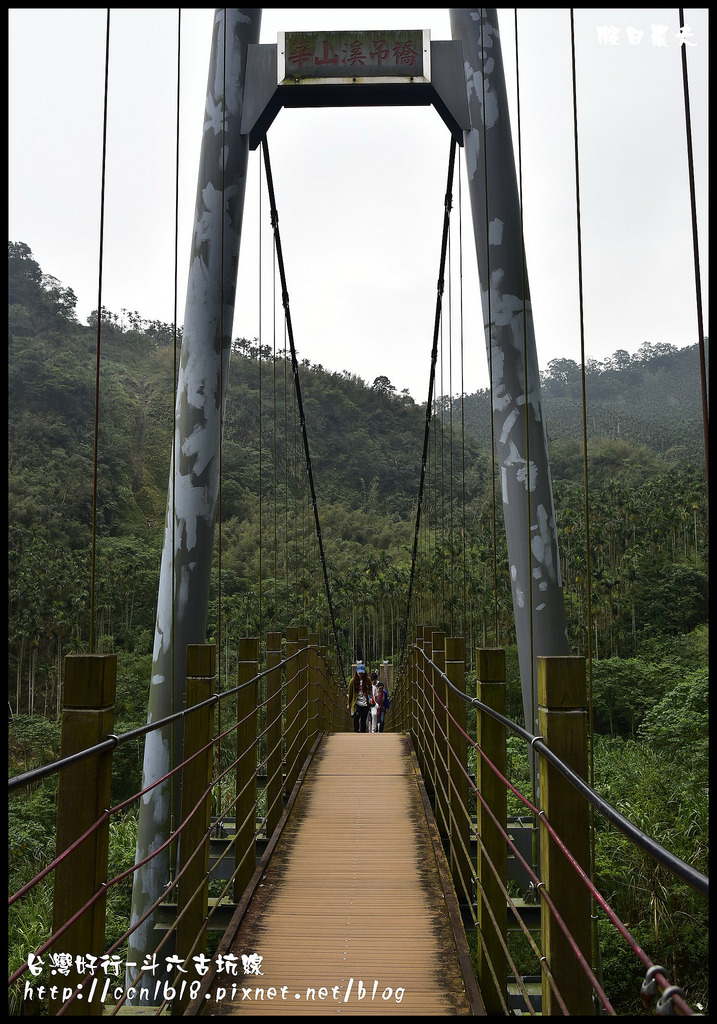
[[89, 10, 111, 654]]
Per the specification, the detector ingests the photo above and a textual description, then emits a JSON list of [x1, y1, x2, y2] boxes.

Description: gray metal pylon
[[449, 9, 569, 746], [125, 9, 262, 1001]]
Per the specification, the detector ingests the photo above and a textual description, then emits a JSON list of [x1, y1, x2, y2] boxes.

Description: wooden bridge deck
[[187, 732, 483, 1015]]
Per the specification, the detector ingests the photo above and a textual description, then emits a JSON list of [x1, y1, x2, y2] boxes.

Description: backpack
[[384, 691, 390, 711]]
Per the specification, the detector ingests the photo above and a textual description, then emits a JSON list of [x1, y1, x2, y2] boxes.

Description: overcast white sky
[[8, 8, 709, 401]]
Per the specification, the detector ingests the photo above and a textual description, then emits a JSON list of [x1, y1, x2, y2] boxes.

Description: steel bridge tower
[[127, 9, 568, 996]]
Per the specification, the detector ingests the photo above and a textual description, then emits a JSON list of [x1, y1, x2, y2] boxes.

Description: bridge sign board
[[241, 30, 468, 149], [279, 29, 431, 85]]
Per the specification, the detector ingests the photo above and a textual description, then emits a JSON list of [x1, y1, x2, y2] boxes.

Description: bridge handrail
[[8, 639, 348, 1014], [413, 646, 708, 898], [7, 643, 332, 794], [403, 647, 700, 1015]]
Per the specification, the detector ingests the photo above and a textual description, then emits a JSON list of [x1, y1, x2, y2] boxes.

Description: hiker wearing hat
[[347, 662, 372, 733]]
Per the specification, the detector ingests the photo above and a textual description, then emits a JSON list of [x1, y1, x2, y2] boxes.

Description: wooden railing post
[[284, 628, 300, 795], [325, 649, 341, 733], [317, 645, 328, 732], [538, 656, 592, 1016], [475, 648, 508, 1014], [264, 633, 283, 840], [412, 629, 424, 753], [319, 645, 330, 732], [421, 626, 435, 796], [174, 644, 215, 1015], [297, 626, 309, 764], [50, 654, 116, 1016], [411, 631, 422, 769], [330, 651, 339, 733], [234, 637, 258, 902], [384, 662, 395, 734], [432, 630, 448, 840], [388, 665, 397, 734], [383, 662, 394, 692], [407, 643, 417, 738], [316, 644, 325, 732], [328, 650, 344, 733], [308, 632, 319, 743], [445, 637, 471, 910]]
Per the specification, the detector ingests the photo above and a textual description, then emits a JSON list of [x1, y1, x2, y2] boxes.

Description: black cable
[[89, 11, 111, 653], [678, 8, 709, 497], [401, 138, 458, 657], [260, 138, 346, 689]]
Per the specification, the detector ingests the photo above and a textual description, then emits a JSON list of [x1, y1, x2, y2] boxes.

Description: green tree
[[637, 668, 708, 788], [592, 734, 708, 1013]]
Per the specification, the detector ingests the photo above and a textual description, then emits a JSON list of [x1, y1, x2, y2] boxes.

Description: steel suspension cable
[[569, 5, 595, 759], [258, 152, 263, 637], [88, 10, 111, 654], [284, 317, 289, 614], [678, 8, 709, 498], [432, 391, 437, 631], [255, 154, 265, 768], [569, 17, 601, 962], [402, 137, 458, 654], [438, 324, 443, 623], [458, 168, 468, 655], [260, 137, 346, 687], [569, 9, 606, 991], [272, 220, 279, 628], [170, 6, 183, 849], [293, 377, 299, 617], [478, 11, 500, 647], [212, 9, 229, 845], [513, 10, 538, 803], [448, 220, 455, 637], [217, 6, 227, 677]]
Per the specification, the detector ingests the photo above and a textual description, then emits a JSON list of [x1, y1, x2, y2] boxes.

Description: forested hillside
[[8, 242, 709, 1012], [460, 342, 707, 464], [9, 240, 708, 711]]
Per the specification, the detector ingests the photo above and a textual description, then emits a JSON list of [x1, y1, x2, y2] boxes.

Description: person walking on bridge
[[373, 679, 389, 732], [369, 670, 380, 733], [347, 662, 371, 733]]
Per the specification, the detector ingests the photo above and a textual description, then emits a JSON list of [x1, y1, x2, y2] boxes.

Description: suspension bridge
[[8, 8, 708, 1017]]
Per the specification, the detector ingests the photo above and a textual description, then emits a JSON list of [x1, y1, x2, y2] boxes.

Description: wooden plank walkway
[[187, 732, 483, 1015]]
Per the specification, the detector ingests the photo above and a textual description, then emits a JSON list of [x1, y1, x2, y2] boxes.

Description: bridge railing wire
[[399, 654, 577, 1015], [389, 643, 706, 1017], [7, 638, 349, 1016], [415, 657, 595, 1015]]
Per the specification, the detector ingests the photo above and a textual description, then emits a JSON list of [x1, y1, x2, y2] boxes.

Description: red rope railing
[[9, 640, 705, 1016], [391, 647, 705, 1016], [8, 642, 346, 1016]]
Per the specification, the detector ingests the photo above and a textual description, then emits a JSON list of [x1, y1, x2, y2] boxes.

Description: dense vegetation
[[8, 242, 709, 1013]]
